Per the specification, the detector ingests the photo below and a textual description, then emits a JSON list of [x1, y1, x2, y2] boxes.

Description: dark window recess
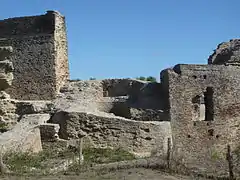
[[203, 75, 207, 79], [204, 87, 214, 121], [193, 75, 197, 79]]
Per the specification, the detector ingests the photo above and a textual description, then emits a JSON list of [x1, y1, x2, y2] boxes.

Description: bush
[[146, 76, 157, 82], [136, 76, 157, 82], [136, 76, 146, 81]]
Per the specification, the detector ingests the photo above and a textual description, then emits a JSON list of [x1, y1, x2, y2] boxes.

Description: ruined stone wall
[[54, 11, 69, 93], [0, 11, 69, 100], [161, 64, 240, 173], [208, 39, 240, 65]]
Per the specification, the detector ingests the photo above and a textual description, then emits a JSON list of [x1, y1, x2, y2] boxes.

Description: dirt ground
[[1, 168, 206, 180]]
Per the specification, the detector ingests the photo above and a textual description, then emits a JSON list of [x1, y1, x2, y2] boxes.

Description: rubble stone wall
[[161, 64, 240, 172], [51, 110, 172, 157], [0, 11, 69, 100]]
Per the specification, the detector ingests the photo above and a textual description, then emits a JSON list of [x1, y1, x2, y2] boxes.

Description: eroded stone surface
[[0, 114, 50, 154], [0, 46, 13, 61], [40, 123, 60, 141], [51, 110, 171, 157], [0, 11, 69, 100], [208, 39, 240, 65], [57, 79, 168, 122], [160, 64, 240, 175], [0, 46, 13, 90]]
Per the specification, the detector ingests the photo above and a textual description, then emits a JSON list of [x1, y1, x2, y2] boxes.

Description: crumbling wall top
[[0, 11, 64, 37], [208, 39, 240, 65]]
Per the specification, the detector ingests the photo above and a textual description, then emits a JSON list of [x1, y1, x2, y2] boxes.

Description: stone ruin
[[1, 11, 240, 175], [0, 10, 69, 100]]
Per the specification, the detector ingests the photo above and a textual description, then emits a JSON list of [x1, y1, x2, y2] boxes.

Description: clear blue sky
[[1, 0, 239, 80]]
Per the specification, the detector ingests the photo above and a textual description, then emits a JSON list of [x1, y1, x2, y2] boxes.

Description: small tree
[[146, 76, 156, 82], [136, 76, 146, 81], [89, 77, 96, 80]]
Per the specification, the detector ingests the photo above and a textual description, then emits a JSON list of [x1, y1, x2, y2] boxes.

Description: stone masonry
[[161, 63, 240, 173], [0, 46, 18, 126], [0, 11, 69, 100], [208, 39, 240, 65], [2, 10, 240, 176]]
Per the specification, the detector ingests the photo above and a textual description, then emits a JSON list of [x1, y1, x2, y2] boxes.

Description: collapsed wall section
[[0, 11, 69, 100], [162, 64, 240, 174]]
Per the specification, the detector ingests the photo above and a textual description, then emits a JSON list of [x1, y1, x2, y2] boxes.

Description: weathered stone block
[[0, 114, 48, 154], [15, 100, 53, 115], [20, 114, 50, 125]]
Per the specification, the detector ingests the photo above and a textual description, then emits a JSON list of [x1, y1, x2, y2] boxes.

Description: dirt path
[[1, 168, 205, 180]]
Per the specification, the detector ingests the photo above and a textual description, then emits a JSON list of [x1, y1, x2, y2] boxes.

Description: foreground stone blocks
[[0, 114, 51, 154], [51, 110, 172, 157]]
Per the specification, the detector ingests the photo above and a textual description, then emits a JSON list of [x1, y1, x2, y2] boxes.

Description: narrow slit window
[[204, 87, 214, 121], [192, 87, 214, 121]]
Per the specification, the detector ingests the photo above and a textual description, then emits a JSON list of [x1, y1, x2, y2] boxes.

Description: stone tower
[[0, 11, 69, 100]]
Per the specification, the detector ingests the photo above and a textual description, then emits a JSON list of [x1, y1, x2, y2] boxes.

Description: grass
[[67, 148, 135, 173], [211, 150, 222, 160], [2, 147, 135, 175], [3, 148, 76, 174], [83, 148, 135, 164]]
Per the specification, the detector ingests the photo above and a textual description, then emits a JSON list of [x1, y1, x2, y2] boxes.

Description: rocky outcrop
[[208, 39, 240, 65], [51, 110, 172, 157]]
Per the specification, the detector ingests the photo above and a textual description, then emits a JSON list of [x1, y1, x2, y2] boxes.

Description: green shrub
[[146, 76, 157, 82], [0, 123, 8, 133], [136, 76, 146, 81], [136, 76, 157, 82]]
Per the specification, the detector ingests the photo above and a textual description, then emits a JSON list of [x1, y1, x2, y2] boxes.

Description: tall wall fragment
[[0, 11, 69, 100]]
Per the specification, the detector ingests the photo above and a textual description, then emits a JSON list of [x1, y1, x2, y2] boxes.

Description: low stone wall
[[51, 110, 172, 157]]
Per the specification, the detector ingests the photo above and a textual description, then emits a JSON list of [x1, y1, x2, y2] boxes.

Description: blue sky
[[1, 0, 239, 80]]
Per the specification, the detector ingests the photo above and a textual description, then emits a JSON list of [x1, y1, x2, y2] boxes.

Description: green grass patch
[[3, 147, 135, 175], [68, 147, 135, 173], [3, 148, 76, 174], [83, 148, 135, 164]]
